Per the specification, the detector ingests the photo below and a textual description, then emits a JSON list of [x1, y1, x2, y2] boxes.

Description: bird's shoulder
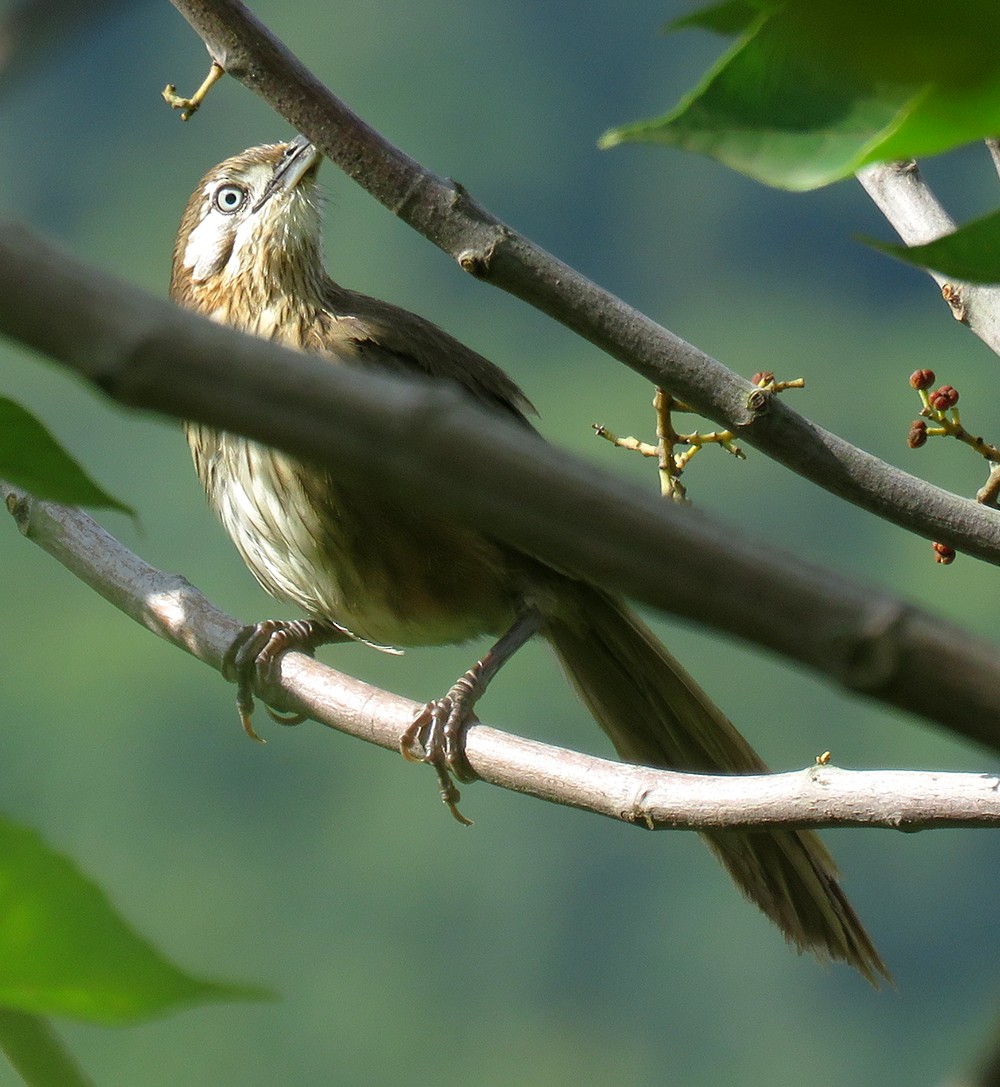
[[309, 281, 536, 428]]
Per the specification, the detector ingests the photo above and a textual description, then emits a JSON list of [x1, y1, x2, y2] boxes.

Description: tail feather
[[544, 584, 888, 986]]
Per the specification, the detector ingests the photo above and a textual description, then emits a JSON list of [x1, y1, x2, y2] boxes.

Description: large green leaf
[[0, 397, 133, 514], [862, 210, 1000, 284], [602, 0, 1000, 190], [0, 818, 269, 1024]]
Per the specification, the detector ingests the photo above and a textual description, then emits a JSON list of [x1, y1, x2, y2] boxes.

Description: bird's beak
[[252, 134, 322, 212]]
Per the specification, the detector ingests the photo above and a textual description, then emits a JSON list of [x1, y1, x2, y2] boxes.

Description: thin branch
[[5, 232, 1000, 750], [6, 482, 1000, 832], [160, 1, 1000, 564], [857, 160, 1000, 354]]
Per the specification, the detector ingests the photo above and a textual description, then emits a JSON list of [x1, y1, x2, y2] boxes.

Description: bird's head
[[170, 135, 325, 316]]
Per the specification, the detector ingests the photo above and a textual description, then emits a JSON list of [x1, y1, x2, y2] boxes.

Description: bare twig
[[6, 482, 1000, 832], [162, 59, 224, 120], [654, 389, 685, 502], [4, 227, 1000, 750], [159, 2, 1000, 566], [978, 465, 1000, 508], [595, 389, 745, 504]]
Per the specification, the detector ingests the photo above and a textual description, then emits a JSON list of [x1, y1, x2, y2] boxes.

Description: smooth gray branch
[[6, 481, 1000, 832], [5, 226, 1000, 750], [161, 0, 1000, 561]]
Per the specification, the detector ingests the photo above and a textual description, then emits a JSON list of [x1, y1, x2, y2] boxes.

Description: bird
[[170, 134, 888, 985]]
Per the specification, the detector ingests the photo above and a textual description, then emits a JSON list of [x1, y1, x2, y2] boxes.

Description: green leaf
[[0, 1011, 95, 1087], [0, 818, 270, 1024], [603, 0, 1000, 190], [861, 210, 1000, 284], [0, 397, 133, 514], [602, 13, 912, 190], [666, 0, 774, 36]]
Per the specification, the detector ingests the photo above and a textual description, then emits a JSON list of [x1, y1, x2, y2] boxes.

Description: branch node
[[620, 785, 657, 829], [4, 489, 30, 534], [457, 248, 492, 277], [456, 227, 508, 278], [745, 388, 771, 416], [941, 282, 968, 323], [829, 602, 908, 692]]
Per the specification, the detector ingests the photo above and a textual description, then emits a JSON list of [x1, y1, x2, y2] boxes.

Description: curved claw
[[400, 693, 479, 826], [223, 618, 348, 741], [433, 763, 473, 827], [236, 683, 266, 744], [266, 707, 308, 726]]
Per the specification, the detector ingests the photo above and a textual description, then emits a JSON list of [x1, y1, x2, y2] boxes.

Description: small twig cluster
[[594, 372, 803, 503], [162, 60, 225, 121], [907, 368, 1000, 563]]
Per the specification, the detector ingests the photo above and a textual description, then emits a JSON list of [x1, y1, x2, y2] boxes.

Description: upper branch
[[6, 482, 999, 832], [857, 160, 1000, 353], [164, 0, 1000, 560]]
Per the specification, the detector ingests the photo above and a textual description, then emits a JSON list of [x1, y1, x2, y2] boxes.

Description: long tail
[[544, 583, 888, 985]]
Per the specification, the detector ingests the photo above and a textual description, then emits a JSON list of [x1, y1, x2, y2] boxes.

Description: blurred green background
[[2, 2, 1000, 1083]]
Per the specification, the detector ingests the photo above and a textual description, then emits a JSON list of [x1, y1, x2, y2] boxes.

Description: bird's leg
[[223, 618, 353, 742], [402, 608, 543, 825], [162, 61, 224, 121]]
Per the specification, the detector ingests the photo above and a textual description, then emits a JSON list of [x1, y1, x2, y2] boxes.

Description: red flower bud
[[932, 541, 956, 564], [907, 420, 928, 448], [909, 368, 935, 390], [751, 371, 775, 387], [929, 385, 959, 410]]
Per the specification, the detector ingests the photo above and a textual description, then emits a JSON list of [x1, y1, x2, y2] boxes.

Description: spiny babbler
[[170, 135, 887, 984]]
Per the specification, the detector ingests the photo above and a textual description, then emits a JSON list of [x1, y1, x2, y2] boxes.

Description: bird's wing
[[316, 283, 537, 428]]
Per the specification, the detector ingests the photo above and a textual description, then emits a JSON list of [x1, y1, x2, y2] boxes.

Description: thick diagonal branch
[[3, 227, 1000, 750]]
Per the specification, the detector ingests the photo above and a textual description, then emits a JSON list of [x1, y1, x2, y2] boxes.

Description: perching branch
[[6, 227, 1000, 752], [6, 481, 1000, 832], [160, 0, 1000, 563]]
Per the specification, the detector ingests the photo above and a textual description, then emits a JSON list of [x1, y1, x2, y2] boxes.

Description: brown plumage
[[170, 136, 888, 984]]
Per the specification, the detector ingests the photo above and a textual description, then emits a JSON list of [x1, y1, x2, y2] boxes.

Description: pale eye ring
[[213, 183, 247, 214]]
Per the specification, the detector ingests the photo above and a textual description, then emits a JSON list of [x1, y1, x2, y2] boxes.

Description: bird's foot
[[223, 618, 350, 742], [401, 676, 482, 827], [400, 610, 542, 826]]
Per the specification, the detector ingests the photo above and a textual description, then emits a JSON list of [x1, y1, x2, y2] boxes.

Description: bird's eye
[[213, 184, 247, 214]]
